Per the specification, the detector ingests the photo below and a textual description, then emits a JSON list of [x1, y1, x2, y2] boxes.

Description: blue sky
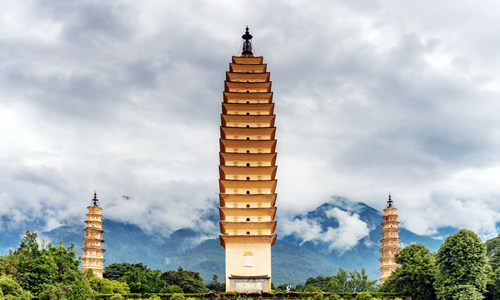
[[1, 0, 500, 248]]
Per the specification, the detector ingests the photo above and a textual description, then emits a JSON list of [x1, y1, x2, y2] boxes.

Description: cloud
[[280, 207, 370, 251], [0, 0, 500, 240]]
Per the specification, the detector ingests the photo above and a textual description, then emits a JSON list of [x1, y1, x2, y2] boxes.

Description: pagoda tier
[[219, 194, 277, 208], [223, 92, 273, 104], [219, 27, 277, 292], [81, 193, 105, 278], [379, 195, 401, 284]]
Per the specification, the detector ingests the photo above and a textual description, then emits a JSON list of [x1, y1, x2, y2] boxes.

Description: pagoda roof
[[219, 179, 277, 193], [220, 221, 277, 234], [222, 103, 274, 115], [223, 92, 273, 103], [226, 72, 270, 83], [221, 127, 276, 139], [219, 194, 277, 207], [219, 166, 277, 179], [220, 207, 277, 219], [219, 234, 276, 248], [220, 138, 276, 150], [220, 153, 277, 164], [225, 81, 272, 93], [221, 115, 275, 127], [232, 56, 263, 64], [229, 63, 267, 73]]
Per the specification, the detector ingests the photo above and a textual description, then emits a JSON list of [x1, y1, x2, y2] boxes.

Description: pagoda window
[[246, 231, 250, 235], [246, 112, 250, 115], [246, 150, 250, 153], [246, 218, 250, 221], [233, 175, 238, 180], [257, 189, 262, 194], [244, 252, 253, 266], [246, 204, 250, 208], [246, 90, 249, 93], [257, 162, 262, 166], [233, 203, 238, 208], [246, 191, 250, 195], [257, 176, 262, 180], [233, 148, 239, 153], [246, 101, 250, 104], [246, 177, 250, 180], [246, 163, 250, 167], [246, 137, 250, 140], [257, 203, 262, 207], [246, 125, 250, 128], [233, 189, 238, 194], [233, 162, 238, 166]]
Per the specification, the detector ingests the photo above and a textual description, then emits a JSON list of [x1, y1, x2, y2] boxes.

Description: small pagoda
[[219, 27, 277, 292], [81, 192, 105, 277], [379, 195, 401, 284]]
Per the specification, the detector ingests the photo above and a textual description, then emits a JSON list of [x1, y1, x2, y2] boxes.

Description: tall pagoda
[[379, 195, 401, 284], [219, 27, 277, 292], [81, 192, 105, 277]]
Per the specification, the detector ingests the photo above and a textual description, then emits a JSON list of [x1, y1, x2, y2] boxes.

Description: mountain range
[[0, 197, 451, 285]]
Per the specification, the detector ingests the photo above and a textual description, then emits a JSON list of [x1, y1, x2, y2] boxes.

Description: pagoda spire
[[81, 192, 105, 277], [379, 194, 401, 284], [241, 26, 253, 56]]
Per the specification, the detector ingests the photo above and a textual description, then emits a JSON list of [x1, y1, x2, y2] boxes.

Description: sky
[[1, 0, 500, 247]]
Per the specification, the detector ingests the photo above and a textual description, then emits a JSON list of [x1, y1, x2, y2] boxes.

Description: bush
[[354, 293, 372, 300], [110, 294, 125, 300], [172, 293, 186, 300], [275, 292, 285, 298], [325, 294, 341, 300]]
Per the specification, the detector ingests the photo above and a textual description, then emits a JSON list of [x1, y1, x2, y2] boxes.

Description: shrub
[[172, 293, 186, 300], [354, 293, 373, 300], [110, 294, 125, 300]]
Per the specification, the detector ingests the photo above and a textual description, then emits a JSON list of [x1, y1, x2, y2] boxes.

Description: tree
[[122, 267, 166, 293], [303, 268, 377, 292], [104, 262, 148, 281], [207, 274, 225, 292], [382, 244, 437, 300], [486, 234, 500, 271], [0, 274, 34, 299], [435, 229, 488, 299], [346, 268, 378, 292], [88, 276, 130, 295], [160, 266, 207, 293]]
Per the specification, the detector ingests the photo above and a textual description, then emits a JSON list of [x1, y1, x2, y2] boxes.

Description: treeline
[[380, 229, 500, 299], [0, 230, 223, 299]]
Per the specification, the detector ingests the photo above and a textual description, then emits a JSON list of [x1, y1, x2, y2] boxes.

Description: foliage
[[485, 267, 500, 300], [354, 292, 373, 299], [160, 266, 207, 293], [110, 294, 125, 300], [304, 268, 378, 292], [435, 229, 488, 300], [122, 266, 166, 294], [382, 244, 437, 300], [162, 284, 184, 293], [0, 274, 34, 299], [66, 277, 95, 300], [104, 262, 149, 281], [172, 293, 186, 300], [89, 276, 130, 295], [486, 234, 500, 271], [207, 274, 225, 292], [39, 282, 71, 299]]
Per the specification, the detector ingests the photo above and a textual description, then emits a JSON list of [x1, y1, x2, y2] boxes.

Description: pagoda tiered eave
[[220, 221, 277, 234], [232, 56, 264, 64], [220, 234, 276, 248], [219, 194, 277, 207], [220, 207, 277, 219]]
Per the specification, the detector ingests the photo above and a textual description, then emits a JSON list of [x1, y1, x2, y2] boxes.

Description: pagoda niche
[[379, 195, 401, 284], [81, 192, 105, 277], [219, 27, 277, 292]]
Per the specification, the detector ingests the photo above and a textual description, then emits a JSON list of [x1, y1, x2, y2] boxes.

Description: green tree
[[88, 276, 130, 295], [486, 234, 500, 271], [122, 266, 166, 293], [485, 267, 500, 300], [0, 274, 34, 299], [160, 266, 207, 293], [39, 283, 71, 300], [66, 278, 95, 300], [382, 244, 437, 300], [435, 229, 488, 299], [346, 268, 378, 292], [207, 274, 225, 292]]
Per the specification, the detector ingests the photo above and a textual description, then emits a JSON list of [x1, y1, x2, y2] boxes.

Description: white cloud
[[0, 0, 499, 240], [280, 208, 370, 251]]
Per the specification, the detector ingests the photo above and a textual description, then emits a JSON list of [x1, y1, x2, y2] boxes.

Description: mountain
[[0, 197, 452, 285]]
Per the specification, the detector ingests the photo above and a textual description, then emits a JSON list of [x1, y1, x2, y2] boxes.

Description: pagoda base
[[228, 275, 270, 292]]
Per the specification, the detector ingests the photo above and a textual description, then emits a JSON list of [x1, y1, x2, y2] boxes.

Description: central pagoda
[[219, 27, 277, 292]]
